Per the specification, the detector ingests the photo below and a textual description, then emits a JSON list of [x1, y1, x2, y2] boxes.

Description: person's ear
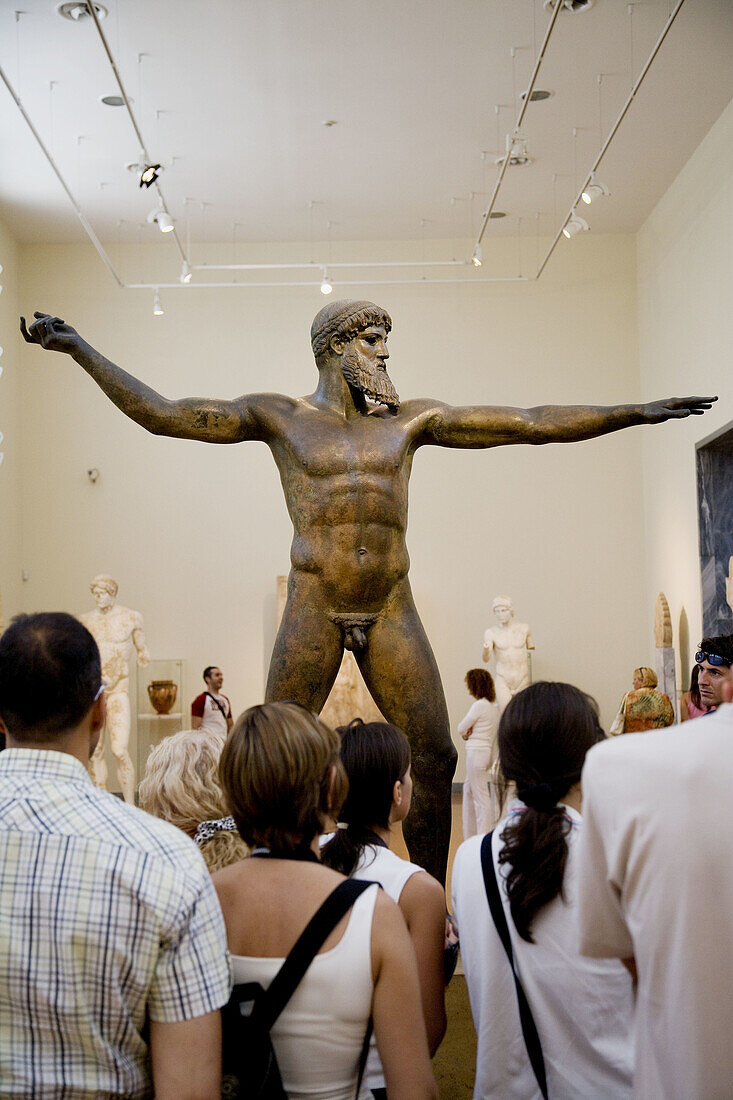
[[91, 690, 106, 734], [330, 333, 346, 357], [723, 669, 733, 705], [392, 777, 402, 808]]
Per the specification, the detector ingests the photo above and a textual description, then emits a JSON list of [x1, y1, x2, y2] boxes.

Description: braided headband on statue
[[194, 816, 238, 846]]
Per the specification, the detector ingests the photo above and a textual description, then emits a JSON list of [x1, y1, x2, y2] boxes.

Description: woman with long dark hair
[[452, 682, 634, 1098], [458, 668, 501, 837], [321, 719, 446, 1096]]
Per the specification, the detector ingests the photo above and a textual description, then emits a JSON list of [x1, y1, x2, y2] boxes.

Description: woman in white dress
[[452, 682, 635, 1099], [321, 719, 447, 1098], [458, 668, 501, 837], [213, 703, 437, 1100]]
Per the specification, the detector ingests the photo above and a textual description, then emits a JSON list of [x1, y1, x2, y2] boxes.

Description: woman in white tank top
[[213, 703, 437, 1100], [321, 719, 447, 1099], [457, 668, 501, 837]]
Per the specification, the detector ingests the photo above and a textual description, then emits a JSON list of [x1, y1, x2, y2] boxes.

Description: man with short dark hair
[[0, 612, 231, 1099], [576, 634, 733, 1097], [191, 665, 233, 734], [695, 633, 733, 710]]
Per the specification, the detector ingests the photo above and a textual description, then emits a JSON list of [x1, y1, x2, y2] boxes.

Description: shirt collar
[[0, 747, 94, 786]]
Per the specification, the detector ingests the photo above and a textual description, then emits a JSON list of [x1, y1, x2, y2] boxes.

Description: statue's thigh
[[266, 602, 343, 713], [106, 691, 131, 749], [357, 607, 453, 762]]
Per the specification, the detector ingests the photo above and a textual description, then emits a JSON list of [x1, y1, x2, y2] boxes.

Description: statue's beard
[[341, 347, 400, 411]]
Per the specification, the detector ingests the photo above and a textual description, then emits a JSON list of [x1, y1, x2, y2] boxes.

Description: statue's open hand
[[20, 312, 81, 353], [643, 395, 717, 422]]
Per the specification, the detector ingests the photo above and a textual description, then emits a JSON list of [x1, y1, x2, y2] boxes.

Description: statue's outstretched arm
[[21, 312, 258, 443], [418, 396, 717, 449]]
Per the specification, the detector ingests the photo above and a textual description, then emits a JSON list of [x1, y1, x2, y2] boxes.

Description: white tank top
[[352, 844, 425, 1095], [231, 883, 377, 1100]]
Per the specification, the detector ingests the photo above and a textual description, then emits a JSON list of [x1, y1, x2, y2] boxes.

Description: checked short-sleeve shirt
[[0, 748, 232, 1099]]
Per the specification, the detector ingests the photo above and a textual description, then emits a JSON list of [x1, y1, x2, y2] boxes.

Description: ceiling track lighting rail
[[474, 0, 564, 251], [126, 277, 532, 291], [82, 0, 185, 263], [0, 62, 123, 288], [535, 0, 688, 279], [197, 260, 470, 271]]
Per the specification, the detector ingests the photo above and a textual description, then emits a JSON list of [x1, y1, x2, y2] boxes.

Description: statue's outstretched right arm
[[21, 311, 259, 443]]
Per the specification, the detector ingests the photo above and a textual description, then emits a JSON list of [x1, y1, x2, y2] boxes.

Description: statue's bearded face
[[339, 325, 400, 411]]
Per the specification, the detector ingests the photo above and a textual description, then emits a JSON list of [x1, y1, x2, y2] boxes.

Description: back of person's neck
[[6, 729, 91, 770]]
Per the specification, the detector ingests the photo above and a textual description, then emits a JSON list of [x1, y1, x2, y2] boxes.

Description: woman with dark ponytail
[[452, 682, 634, 1099], [321, 719, 447, 1096]]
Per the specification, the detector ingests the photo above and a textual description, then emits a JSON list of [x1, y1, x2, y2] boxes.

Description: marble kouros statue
[[22, 303, 715, 881], [482, 596, 534, 711], [80, 574, 150, 803]]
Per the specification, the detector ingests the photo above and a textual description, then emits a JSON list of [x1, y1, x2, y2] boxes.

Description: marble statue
[[482, 595, 534, 711], [80, 574, 150, 803], [654, 591, 677, 722], [21, 303, 715, 882]]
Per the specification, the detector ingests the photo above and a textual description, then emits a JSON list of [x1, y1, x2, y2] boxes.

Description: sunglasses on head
[[695, 650, 731, 668]]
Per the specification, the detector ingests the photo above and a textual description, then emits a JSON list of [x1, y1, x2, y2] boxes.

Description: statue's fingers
[[19, 316, 34, 342]]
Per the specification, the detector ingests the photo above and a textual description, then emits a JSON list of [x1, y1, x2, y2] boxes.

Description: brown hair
[[219, 702, 346, 851], [634, 667, 658, 689], [465, 668, 496, 702]]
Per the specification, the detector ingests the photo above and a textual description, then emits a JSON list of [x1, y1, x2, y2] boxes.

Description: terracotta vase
[[147, 679, 178, 715]]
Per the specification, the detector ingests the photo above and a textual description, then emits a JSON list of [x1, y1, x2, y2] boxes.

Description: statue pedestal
[[656, 647, 677, 723]]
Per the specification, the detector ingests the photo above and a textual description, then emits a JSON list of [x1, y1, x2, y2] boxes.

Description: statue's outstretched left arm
[[416, 396, 717, 448]]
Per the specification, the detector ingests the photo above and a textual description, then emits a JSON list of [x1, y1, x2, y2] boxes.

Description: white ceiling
[[1, 0, 732, 267]]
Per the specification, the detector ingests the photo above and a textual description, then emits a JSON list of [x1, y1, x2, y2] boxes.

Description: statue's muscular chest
[[275, 412, 409, 481]]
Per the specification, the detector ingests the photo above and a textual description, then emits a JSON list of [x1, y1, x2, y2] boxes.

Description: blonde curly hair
[[140, 728, 231, 835]]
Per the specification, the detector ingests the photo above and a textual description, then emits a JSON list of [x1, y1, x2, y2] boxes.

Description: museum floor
[[393, 791, 478, 1097]]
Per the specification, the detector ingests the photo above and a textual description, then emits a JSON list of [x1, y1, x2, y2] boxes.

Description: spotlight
[[562, 214, 589, 239], [147, 208, 174, 233], [153, 289, 164, 316], [139, 163, 161, 188], [180, 261, 193, 284], [471, 244, 483, 268], [320, 271, 333, 295], [581, 177, 610, 205]]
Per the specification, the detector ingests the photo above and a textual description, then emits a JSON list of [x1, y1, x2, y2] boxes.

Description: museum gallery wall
[[3, 97, 731, 781]]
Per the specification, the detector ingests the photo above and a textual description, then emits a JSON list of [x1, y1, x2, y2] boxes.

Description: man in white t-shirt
[[577, 633, 733, 1099], [191, 666, 233, 735]]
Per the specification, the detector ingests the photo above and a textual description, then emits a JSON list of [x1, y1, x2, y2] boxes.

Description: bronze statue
[[21, 302, 715, 881]]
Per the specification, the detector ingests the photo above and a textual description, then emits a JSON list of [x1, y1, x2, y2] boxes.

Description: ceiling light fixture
[[581, 176, 610, 204], [139, 163, 162, 189], [57, 2, 108, 21], [153, 289, 164, 316], [320, 271, 333, 295], [180, 261, 192, 284], [543, 0, 595, 12], [520, 89, 553, 102], [495, 132, 532, 168], [471, 245, 483, 268], [147, 208, 174, 233], [562, 214, 589, 239], [100, 94, 124, 107]]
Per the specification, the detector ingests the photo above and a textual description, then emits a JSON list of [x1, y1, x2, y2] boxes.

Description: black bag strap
[[480, 832, 549, 1100], [205, 691, 229, 719], [254, 877, 374, 1032]]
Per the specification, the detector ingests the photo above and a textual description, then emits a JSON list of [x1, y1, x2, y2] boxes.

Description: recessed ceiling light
[[489, 211, 506, 219], [520, 89, 553, 102], [57, 2, 108, 21], [101, 95, 124, 107]]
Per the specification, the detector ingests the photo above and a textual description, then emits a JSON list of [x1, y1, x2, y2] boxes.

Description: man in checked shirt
[[0, 612, 231, 1099]]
